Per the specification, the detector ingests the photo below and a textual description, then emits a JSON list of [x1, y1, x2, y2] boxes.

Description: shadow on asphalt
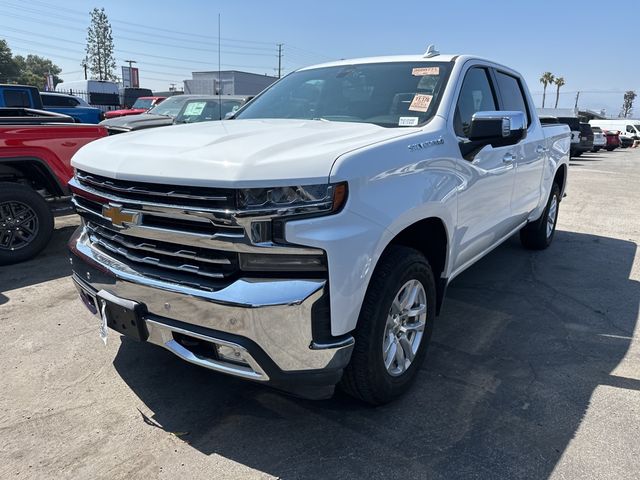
[[0, 224, 77, 304], [113, 230, 639, 478]]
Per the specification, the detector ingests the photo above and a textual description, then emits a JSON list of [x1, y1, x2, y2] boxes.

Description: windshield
[[235, 61, 452, 128], [148, 96, 189, 117], [132, 98, 153, 110], [175, 99, 244, 123]]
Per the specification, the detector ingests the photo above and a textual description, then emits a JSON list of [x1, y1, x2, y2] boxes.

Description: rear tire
[[340, 245, 436, 405], [0, 183, 54, 265], [520, 183, 560, 250]]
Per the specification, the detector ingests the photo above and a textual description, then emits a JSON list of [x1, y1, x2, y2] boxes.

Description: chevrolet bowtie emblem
[[102, 204, 139, 228]]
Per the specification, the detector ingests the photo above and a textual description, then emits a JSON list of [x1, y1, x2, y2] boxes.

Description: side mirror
[[224, 111, 235, 120], [468, 111, 527, 148]]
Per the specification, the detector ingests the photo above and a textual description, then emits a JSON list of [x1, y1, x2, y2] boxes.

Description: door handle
[[502, 153, 516, 163], [536, 145, 547, 154]]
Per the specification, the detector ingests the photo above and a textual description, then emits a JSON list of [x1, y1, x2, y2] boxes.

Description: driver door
[[452, 67, 517, 271]]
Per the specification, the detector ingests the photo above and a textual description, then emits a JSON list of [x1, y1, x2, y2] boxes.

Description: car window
[[494, 71, 530, 126], [42, 95, 80, 107], [626, 125, 635, 133], [3, 89, 31, 107], [454, 67, 497, 137]]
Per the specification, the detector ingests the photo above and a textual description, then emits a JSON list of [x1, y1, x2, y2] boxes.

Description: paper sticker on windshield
[[183, 102, 206, 116], [408, 94, 432, 112], [399, 117, 419, 127], [412, 67, 440, 76]]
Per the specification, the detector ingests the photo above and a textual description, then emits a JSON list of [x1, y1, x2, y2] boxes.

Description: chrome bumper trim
[[70, 227, 353, 373], [145, 319, 269, 381]]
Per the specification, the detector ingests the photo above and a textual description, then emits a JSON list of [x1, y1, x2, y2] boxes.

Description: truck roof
[[299, 54, 460, 71]]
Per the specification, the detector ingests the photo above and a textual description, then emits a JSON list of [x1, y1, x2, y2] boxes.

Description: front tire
[[519, 183, 560, 250], [340, 245, 436, 405], [0, 183, 54, 265]]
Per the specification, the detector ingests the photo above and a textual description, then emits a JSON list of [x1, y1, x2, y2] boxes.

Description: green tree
[[85, 7, 117, 81], [539, 72, 555, 108], [620, 91, 637, 118], [553, 76, 565, 108], [14, 54, 62, 88], [0, 39, 19, 83]]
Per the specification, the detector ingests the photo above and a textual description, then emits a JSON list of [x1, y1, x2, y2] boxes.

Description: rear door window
[[3, 89, 31, 107], [494, 71, 530, 125]]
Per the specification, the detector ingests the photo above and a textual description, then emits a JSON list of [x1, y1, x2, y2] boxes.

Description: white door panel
[[454, 144, 515, 270]]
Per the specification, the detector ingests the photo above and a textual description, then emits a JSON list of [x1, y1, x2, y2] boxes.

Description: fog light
[[217, 344, 250, 365]]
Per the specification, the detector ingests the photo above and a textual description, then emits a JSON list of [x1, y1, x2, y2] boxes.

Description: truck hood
[[100, 113, 174, 130], [72, 119, 417, 187]]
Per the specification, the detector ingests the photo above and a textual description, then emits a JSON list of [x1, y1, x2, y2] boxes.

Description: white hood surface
[[72, 119, 416, 187]]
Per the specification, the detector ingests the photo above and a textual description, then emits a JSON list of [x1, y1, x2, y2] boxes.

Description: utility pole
[[574, 91, 580, 109], [124, 59, 137, 70], [277, 43, 283, 78]]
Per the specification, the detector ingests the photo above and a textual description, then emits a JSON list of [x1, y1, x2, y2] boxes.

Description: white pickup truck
[[68, 50, 570, 404]]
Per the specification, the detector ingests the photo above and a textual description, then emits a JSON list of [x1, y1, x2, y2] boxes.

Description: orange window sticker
[[412, 67, 440, 76], [408, 94, 433, 112]]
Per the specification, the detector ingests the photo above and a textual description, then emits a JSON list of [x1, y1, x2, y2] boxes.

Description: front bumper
[[68, 227, 354, 394]]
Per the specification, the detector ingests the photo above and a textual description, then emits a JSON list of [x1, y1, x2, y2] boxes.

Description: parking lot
[[0, 148, 638, 479]]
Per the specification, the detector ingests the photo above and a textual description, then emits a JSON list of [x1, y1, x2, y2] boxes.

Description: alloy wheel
[[0, 201, 39, 251], [382, 279, 427, 376]]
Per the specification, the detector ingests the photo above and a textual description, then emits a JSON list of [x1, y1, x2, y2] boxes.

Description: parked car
[[69, 52, 570, 404], [589, 119, 640, 146], [538, 108, 581, 157], [105, 96, 166, 119], [0, 109, 107, 264], [619, 135, 634, 148], [575, 123, 594, 156], [56, 80, 120, 113], [100, 95, 249, 134], [603, 130, 621, 151], [40, 92, 104, 124], [590, 126, 606, 152]]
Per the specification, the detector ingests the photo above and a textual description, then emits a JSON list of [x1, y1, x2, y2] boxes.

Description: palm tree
[[540, 72, 555, 108], [554, 77, 565, 108]]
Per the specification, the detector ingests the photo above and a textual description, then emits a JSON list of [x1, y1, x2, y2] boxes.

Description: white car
[[591, 126, 607, 152], [68, 50, 570, 404]]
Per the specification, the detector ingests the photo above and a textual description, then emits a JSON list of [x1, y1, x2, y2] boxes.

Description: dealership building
[[184, 70, 278, 96]]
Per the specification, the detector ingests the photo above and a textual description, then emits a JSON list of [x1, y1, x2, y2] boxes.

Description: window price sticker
[[408, 94, 433, 112], [412, 67, 440, 76]]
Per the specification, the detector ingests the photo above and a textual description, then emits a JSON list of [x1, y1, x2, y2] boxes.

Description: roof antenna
[[423, 44, 440, 58]]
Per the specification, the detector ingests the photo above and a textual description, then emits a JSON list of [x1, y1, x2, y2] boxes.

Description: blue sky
[[2, 0, 637, 117]]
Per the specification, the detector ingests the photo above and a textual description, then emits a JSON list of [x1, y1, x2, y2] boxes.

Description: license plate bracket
[[97, 290, 149, 342]]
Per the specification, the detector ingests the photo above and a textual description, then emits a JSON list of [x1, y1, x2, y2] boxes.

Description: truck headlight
[[237, 182, 347, 214]]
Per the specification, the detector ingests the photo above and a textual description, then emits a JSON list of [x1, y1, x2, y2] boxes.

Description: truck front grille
[[71, 170, 325, 291], [86, 222, 238, 281], [76, 170, 236, 209]]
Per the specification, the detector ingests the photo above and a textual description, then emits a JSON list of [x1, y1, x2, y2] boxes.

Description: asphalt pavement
[[0, 148, 638, 480]]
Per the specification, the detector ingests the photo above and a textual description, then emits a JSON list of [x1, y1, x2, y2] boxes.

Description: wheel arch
[[380, 216, 450, 315], [554, 163, 568, 197], [0, 157, 67, 197]]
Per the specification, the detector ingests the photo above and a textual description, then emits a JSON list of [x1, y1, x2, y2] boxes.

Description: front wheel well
[[386, 217, 448, 314]]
